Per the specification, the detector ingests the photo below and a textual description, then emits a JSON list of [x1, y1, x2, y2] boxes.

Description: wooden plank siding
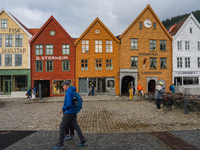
[[75, 18, 120, 95]]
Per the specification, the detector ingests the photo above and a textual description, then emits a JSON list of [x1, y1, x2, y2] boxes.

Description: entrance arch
[[148, 79, 156, 93], [121, 76, 135, 95]]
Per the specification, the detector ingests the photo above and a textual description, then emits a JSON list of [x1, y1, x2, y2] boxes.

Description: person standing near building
[[169, 83, 175, 93], [91, 84, 95, 96], [137, 84, 142, 96], [154, 82, 164, 111], [129, 86, 133, 100], [53, 81, 87, 149]]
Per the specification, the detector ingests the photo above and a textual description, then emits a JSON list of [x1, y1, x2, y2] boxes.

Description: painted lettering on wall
[[9, 28, 21, 33], [1, 48, 26, 53], [173, 71, 200, 76], [141, 71, 162, 75], [138, 53, 158, 56], [36, 56, 68, 60]]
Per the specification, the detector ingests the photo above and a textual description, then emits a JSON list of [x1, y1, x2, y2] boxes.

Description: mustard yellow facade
[[0, 8, 32, 94], [119, 5, 173, 95]]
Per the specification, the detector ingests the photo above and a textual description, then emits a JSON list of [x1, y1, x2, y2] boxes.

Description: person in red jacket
[[137, 84, 142, 96]]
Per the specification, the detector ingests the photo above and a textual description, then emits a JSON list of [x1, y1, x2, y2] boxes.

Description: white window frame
[[177, 41, 182, 50], [0, 34, 2, 47], [35, 45, 43, 55], [14, 53, 23, 67], [82, 40, 89, 53], [5, 34, 13, 47], [15, 34, 23, 47], [185, 41, 190, 50], [1, 19, 7, 29], [177, 57, 182, 68], [4, 53, 12, 67], [62, 44, 70, 55], [106, 40, 113, 53], [95, 40, 102, 53], [185, 57, 190, 68]]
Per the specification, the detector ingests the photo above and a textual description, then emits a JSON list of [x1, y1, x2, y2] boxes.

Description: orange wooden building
[[119, 4, 173, 95], [74, 18, 120, 95]]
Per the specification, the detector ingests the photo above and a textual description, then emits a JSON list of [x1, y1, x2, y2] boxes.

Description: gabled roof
[[0, 7, 32, 37], [119, 4, 173, 40], [29, 28, 40, 35], [74, 17, 120, 45], [170, 13, 200, 40], [29, 15, 74, 44]]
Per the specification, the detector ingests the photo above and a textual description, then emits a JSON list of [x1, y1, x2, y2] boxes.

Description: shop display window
[[13, 75, 28, 91], [53, 80, 71, 94], [107, 78, 115, 89], [183, 77, 198, 85]]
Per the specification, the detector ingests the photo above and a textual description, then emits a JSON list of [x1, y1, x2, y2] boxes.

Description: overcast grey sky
[[1, 0, 200, 37]]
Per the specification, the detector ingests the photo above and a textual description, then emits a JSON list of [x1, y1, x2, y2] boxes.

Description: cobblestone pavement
[[0, 98, 200, 132]]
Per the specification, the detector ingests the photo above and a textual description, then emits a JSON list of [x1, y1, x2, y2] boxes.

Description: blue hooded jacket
[[62, 86, 76, 114]]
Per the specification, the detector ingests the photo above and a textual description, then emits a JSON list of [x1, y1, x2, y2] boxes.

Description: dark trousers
[[27, 94, 31, 99], [157, 99, 162, 109], [65, 124, 74, 136], [92, 90, 94, 95], [59, 113, 85, 145]]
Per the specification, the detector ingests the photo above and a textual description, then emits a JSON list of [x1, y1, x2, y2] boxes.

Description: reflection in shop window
[[107, 78, 115, 89], [13, 75, 28, 91], [183, 77, 198, 85], [53, 80, 71, 94]]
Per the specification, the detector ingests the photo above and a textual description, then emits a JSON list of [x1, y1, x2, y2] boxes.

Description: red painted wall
[[30, 18, 75, 97]]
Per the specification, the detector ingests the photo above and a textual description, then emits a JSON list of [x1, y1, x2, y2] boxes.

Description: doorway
[[4, 76, 11, 94], [34, 80, 50, 97], [79, 78, 87, 93], [148, 80, 156, 92], [98, 78, 106, 93], [121, 76, 135, 95]]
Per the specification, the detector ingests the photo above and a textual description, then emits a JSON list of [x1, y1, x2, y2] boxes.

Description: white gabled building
[[169, 13, 200, 93]]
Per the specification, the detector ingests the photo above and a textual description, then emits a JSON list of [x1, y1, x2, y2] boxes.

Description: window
[[198, 42, 200, 50], [198, 57, 200, 68], [15, 34, 23, 47], [53, 80, 71, 94], [107, 78, 115, 89], [5, 35, 13, 47], [185, 57, 190, 68], [62, 60, 70, 71], [95, 40, 102, 53], [177, 57, 182, 68], [5, 54, 12, 67], [0, 34, 2, 47], [139, 22, 142, 29], [13, 75, 28, 91], [160, 58, 167, 69], [82, 40, 89, 53], [190, 28, 192, 33], [174, 77, 182, 86], [106, 59, 113, 70], [185, 41, 190, 50], [150, 58, 157, 68], [177, 41, 182, 50], [160, 40, 166, 51], [62, 44, 70, 55], [46, 45, 53, 55], [15, 54, 22, 66], [35, 45, 43, 55], [95, 59, 102, 70], [46, 60, 53, 71], [183, 77, 198, 85], [131, 39, 138, 50], [0, 54, 2, 67], [131, 57, 138, 68], [81, 60, 88, 71], [35, 61, 43, 72], [153, 23, 156, 29], [150, 40, 156, 51], [106, 41, 113, 53], [1, 20, 7, 29]]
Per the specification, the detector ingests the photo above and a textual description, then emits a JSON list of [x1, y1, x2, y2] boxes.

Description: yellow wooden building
[[74, 18, 120, 95], [119, 4, 173, 95], [0, 8, 33, 96]]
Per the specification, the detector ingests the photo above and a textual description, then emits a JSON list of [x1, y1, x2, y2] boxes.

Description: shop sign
[[9, 28, 21, 33], [1, 48, 26, 53], [138, 53, 158, 56], [141, 71, 162, 75], [173, 71, 200, 76], [36, 56, 68, 61]]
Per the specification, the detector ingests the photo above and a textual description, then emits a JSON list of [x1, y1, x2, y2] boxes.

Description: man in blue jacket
[[53, 81, 87, 149]]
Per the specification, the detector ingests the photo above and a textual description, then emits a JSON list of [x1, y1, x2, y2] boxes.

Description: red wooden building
[[29, 16, 75, 97]]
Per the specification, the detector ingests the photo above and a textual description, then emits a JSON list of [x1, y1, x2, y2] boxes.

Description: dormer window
[[1, 20, 7, 29]]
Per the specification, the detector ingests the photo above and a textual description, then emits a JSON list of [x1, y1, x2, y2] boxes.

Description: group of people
[[128, 84, 143, 100], [26, 87, 36, 100]]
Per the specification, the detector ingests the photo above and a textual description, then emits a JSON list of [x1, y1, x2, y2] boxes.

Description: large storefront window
[[174, 77, 182, 86], [13, 75, 28, 91], [107, 78, 115, 89], [53, 80, 72, 94], [0, 76, 3, 91], [183, 77, 199, 85]]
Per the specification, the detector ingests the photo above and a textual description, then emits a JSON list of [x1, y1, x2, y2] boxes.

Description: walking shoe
[[78, 141, 87, 146], [71, 135, 75, 139], [64, 135, 71, 141], [52, 143, 64, 149]]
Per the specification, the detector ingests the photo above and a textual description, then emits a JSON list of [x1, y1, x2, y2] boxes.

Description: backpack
[[169, 85, 171, 90], [69, 89, 82, 115]]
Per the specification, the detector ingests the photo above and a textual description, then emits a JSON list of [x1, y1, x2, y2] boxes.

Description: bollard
[[144, 93, 145, 100], [140, 92, 142, 100], [39, 83, 41, 100], [184, 98, 188, 114]]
